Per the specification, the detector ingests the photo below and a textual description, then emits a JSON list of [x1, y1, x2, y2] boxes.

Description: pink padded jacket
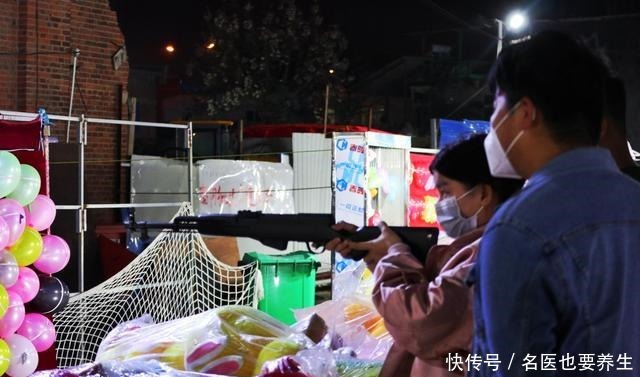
[[373, 227, 484, 377]]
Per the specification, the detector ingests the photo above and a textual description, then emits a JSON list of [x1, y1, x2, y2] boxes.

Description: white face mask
[[484, 101, 533, 179], [435, 187, 484, 238]]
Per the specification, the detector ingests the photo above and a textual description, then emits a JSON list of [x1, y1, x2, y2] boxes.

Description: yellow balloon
[[0, 285, 8, 319], [9, 227, 43, 266], [253, 339, 300, 376], [0, 339, 10, 375], [159, 342, 186, 370]]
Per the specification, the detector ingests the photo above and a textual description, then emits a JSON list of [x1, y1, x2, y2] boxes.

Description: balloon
[[26, 275, 69, 314], [0, 285, 8, 319], [0, 199, 26, 247], [0, 339, 10, 376], [0, 217, 9, 250], [7, 267, 39, 303], [8, 227, 42, 267], [0, 250, 19, 287], [0, 291, 25, 338], [24, 195, 56, 231], [16, 313, 55, 352], [5, 333, 37, 377], [0, 151, 21, 198], [6, 165, 41, 206], [34, 235, 70, 274]]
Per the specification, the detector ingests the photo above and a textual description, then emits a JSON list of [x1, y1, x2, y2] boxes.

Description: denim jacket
[[470, 147, 640, 377]]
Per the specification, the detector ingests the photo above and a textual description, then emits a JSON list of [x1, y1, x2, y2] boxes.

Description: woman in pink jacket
[[327, 134, 523, 376]]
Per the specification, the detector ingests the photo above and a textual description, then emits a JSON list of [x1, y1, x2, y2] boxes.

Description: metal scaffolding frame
[[0, 109, 194, 292]]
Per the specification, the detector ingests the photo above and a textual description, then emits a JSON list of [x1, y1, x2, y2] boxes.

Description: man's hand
[[325, 221, 403, 270]]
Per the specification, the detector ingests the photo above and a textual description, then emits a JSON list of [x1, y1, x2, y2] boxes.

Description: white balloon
[[0, 250, 19, 288], [5, 333, 38, 377]]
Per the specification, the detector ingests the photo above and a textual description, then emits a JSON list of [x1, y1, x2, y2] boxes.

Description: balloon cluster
[[0, 151, 70, 377]]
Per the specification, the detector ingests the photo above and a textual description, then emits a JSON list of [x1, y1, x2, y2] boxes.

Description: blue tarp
[[438, 119, 490, 148]]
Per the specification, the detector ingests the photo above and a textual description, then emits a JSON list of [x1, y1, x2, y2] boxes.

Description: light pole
[[496, 19, 504, 57], [323, 68, 335, 134], [496, 10, 528, 56]]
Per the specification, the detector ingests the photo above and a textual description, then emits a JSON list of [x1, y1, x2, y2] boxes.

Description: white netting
[[53, 203, 258, 367]]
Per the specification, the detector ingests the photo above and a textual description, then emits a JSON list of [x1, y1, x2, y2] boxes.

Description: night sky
[[114, 0, 640, 69], [114, 0, 517, 68], [112, 0, 640, 145]]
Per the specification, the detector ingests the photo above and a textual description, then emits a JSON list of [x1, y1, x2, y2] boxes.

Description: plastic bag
[[257, 355, 314, 377], [335, 357, 383, 377], [96, 306, 312, 377], [256, 349, 337, 377], [256, 350, 382, 377], [294, 263, 393, 362], [31, 359, 218, 377]]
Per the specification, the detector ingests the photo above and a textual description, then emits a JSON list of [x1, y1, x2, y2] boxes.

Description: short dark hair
[[429, 133, 523, 203], [488, 30, 609, 146], [603, 76, 626, 134]]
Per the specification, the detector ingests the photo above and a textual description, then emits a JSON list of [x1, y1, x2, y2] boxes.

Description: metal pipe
[[78, 114, 86, 292], [430, 118, 439, 148], [187, 121, 194, 209], [323, 84, 330, 134], [66, 49, 80, 143], [0, 109, 187, 129], [239, 119, 244, 156], [496, 19, 504, 56], [85, 118, 188, 129], [85, 202, 184, 209]]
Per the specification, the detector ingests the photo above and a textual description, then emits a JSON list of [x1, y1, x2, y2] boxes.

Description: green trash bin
[[243, 251, 320, 324]]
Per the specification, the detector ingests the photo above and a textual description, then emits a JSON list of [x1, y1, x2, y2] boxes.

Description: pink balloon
[[16, 313, 56, 352], [0, 199, 26, 247], [5, 333, 38, 377], [24, 195, 56, 232], [0, 291, 25, 338], [34, 235, 70, 274], [7, 267, 39, 303], [0, 217, 9, 250]]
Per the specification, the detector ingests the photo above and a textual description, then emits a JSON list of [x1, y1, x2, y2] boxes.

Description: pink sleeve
[[371, 242, 476, 360]]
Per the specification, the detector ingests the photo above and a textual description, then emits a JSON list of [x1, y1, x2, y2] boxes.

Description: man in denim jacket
[[469, 30, 640, 376]]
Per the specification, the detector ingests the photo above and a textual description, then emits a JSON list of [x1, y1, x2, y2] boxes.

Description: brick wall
[[1, 0, 130, 224], [0, 1, 18, 109]]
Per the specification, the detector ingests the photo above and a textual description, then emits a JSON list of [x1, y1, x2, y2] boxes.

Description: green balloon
[[7, 164, 41, 206], [0, 339, 9, 376], [0, 285, 8, 319], [0, 151, 21, 198]]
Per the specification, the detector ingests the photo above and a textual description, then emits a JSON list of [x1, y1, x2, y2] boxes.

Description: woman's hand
[[323, 221, 358, 256], [325, 221, 403, 270]]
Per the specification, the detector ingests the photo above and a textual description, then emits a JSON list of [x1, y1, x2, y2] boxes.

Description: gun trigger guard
[[306, 241, 324, 254]]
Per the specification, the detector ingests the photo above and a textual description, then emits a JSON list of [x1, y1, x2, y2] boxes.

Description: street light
[[496, 10, 528, 56], [506, 11, 527, 31]]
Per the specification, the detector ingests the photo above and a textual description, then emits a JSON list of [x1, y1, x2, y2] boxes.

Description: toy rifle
[[139, 210, 439, 262]]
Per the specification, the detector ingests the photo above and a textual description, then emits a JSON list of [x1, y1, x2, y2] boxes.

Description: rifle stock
[[144, 211, 439, 262]]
